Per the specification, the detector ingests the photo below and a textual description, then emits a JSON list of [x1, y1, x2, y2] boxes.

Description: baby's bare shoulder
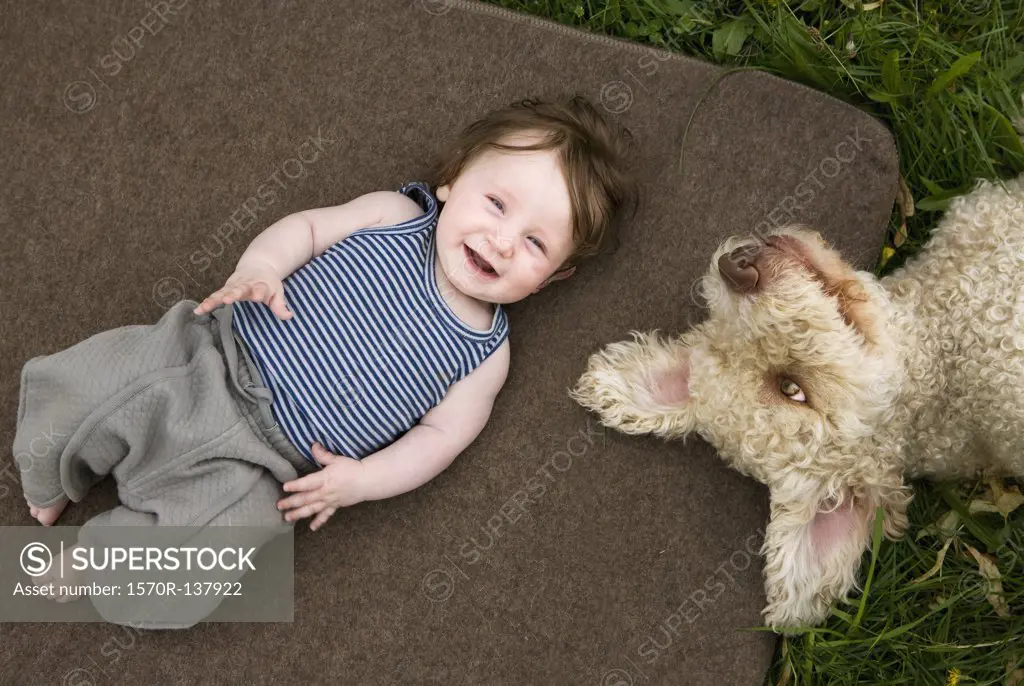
[[454, 338, 510, 397], [378, 189, 429, 226], [475, 337, 510, 389]]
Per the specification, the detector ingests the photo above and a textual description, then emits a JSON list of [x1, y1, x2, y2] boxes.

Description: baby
[[13, 96, 636, 620]]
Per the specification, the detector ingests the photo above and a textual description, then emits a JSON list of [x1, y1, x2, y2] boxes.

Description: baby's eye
[[779, 378, 807, 403], [528, 236, 545, 252], [488, 196, 504, 212]]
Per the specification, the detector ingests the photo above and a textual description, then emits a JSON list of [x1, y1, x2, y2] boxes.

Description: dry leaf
[[917, 509, 961, 540], [969, 480, 1024, 518], [894, 221, 907, 247], [970, 500, 1003, 515], [893, 175, 913, 248], [965, 544, 1012, 618], [990, 479, 1024, 517], [911, 537, 953, 584], [897, 174, 915, 216]]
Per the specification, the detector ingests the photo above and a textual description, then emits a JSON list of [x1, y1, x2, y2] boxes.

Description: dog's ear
[[760, 475, 911, 632], [760, 488, 872, 632], [569, 330, 695, 439]]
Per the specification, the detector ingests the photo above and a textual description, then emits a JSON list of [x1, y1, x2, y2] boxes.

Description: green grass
[[770, 481, 1024, 686], [481, 1, 1024, 683]]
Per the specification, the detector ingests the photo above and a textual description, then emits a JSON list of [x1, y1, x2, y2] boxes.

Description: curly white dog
[[570, 175, 1024, 632]]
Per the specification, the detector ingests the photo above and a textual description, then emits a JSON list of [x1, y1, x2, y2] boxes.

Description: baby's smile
[[462, 243, 499, 280]]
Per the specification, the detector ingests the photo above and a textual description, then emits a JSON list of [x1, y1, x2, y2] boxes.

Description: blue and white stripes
[[231, 181, 509, 465]]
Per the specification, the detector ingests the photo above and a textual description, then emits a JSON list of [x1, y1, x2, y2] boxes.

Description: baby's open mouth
[[464, 244, 498, 279]]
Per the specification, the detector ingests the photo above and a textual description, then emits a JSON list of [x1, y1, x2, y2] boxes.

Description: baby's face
[[435, 132, 576, 304]]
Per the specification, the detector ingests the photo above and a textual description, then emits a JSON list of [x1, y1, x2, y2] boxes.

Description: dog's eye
[[779, 378, 807, 403]]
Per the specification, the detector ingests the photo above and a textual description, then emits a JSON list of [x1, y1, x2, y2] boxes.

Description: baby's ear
[[554, 265, 576, 281], [570, 330, 694, 439], [534, 266, 576, 293]]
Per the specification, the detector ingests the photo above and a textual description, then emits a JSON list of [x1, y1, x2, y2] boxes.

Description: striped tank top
[[231, 181, 510, 465]]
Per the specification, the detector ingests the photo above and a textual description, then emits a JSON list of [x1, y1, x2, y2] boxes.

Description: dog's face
[[683, 225, 901, 488], [571, 224, 914, 630]]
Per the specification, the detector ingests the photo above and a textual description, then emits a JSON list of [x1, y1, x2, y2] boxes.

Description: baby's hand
[[277, 443, 366, 530], [193, 264, 293, 320]]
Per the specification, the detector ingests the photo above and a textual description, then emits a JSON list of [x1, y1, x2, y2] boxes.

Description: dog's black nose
[[718, 244, 761, 293]]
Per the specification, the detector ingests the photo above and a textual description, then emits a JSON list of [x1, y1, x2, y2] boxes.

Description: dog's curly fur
[[570, 175, 1024, 632]]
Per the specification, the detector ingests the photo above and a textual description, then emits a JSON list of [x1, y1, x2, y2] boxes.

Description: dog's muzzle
[[718, 243, 761, 293]]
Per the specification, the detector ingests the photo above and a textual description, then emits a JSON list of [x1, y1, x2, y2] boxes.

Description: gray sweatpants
[[12, 299, 318, 627]]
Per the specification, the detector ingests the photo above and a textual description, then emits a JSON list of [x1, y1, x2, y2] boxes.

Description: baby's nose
[[492, 235, 513, 257], [718, 243, 761, 293]]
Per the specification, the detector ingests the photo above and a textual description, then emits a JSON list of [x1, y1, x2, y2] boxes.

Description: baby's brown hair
[[427, 96, 640, 272]]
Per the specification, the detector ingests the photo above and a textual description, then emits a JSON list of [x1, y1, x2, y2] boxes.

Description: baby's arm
[[194, 190, 421, 316], [359, 339, 511, 500], [235, 190, 406, 280]]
